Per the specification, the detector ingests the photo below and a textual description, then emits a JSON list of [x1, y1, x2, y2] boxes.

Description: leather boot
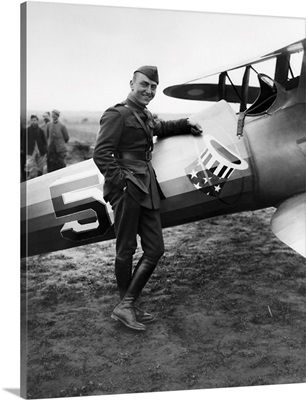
[[115, 256, 155, 324], [132, 256, 155, 324], [111, 257, 157, 330], [114, 257, 132, 300], [111, 296, 146, 331], [134, 305, 155, 323]]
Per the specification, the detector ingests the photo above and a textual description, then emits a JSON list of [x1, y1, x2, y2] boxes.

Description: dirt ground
[[21, 207, 306, 399]]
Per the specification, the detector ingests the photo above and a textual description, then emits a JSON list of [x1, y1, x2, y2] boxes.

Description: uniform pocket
[[124, 119, 142, 129], [126, 179, 147, 203], [125, 175, 149, 194]]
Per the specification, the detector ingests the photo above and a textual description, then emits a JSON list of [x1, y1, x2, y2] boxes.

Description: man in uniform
[[93, 66, 202, 331], [39, 111, 51, 174], [40, 112, 51, 140], [46, 109, 69, 172], [24, 115, 48, 179]]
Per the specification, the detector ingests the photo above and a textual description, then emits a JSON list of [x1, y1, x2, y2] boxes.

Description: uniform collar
[[126, 93, 148, 112]]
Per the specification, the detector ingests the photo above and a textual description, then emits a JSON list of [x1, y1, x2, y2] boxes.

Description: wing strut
[[225, 73, 244, 104], [240, 66, 251, 112], [217, 72, 227, 100], [274, 54, 290, 85]]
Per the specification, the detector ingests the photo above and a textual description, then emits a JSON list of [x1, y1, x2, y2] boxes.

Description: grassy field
[[21, 118, 306, 398]]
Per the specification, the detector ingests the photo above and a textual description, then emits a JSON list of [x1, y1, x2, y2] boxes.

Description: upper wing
[[264, 38, 306, 58], [185, 38, 306, 83], [271, 193, 306, 258], [163, 38, 306, 104]]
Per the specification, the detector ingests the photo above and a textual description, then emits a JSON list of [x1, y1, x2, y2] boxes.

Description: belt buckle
[[145, 151, 151, 161]]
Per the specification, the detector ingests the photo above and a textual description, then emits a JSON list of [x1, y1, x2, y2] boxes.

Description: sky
[[24, 0, 306, 117], [0, 2, 306, 400]]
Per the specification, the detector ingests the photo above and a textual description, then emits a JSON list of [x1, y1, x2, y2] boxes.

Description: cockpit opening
[[245, 74, 277, 115]]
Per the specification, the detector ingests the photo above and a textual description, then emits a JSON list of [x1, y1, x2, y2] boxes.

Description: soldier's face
[[30, 117, 38, 126], [130, 73, 157, 106], [52, 113, 59, 122]]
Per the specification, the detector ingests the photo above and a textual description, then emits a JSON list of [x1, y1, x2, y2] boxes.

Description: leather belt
[[115, 151, 152, 161]]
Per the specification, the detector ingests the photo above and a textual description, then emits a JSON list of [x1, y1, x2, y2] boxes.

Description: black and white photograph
[[1, 1, 306, 400]]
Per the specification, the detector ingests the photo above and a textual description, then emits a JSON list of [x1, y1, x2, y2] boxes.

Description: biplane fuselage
[[21, 39, 306, 259]]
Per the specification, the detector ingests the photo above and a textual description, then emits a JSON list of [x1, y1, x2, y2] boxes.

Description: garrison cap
[[52, 109, 60, 116], [134, 65, 159, 84]]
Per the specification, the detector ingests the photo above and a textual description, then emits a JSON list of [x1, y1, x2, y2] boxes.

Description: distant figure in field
[[24, 115, 48, 180], [39, 111, 51, 174], [46, 109, 69, 172], [40, 111, 51, 140]]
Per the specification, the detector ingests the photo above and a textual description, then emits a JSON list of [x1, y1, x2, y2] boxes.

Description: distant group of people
[[21, 109, 69, 181]]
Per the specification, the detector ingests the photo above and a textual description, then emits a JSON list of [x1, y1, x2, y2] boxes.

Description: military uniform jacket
[[46, 121, 69, 154], [26, 125, 48, 156], [93, 96, 191, 209]]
